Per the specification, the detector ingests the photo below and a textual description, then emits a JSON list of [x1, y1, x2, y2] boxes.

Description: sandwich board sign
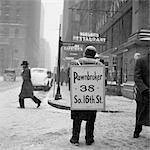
[[70, 65, 105, 111]]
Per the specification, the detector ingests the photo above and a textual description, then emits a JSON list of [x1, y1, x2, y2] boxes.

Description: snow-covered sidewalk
[[0, 84, 149, 150]]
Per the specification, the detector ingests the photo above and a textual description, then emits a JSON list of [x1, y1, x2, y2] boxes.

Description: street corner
[[47, 97, 70, 110]]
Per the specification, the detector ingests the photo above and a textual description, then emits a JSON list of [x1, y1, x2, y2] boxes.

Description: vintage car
[[31, 68, 52, 91], [3, 68, 16, 81]]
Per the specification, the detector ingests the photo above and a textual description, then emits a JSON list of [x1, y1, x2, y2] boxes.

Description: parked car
[[3, 68, 16, 81], [31, 68, 52, 91]]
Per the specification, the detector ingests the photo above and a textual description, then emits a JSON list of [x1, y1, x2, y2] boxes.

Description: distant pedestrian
[[133, 53, 141, 99], [64, 68, 69, 86], [18, 61, 41, 109], [95, 55, 107, 86], [60, 68, 65, 86], [69, 46, 103, 146], [133, 51, 150, 138], [134, 53, 141, 61]]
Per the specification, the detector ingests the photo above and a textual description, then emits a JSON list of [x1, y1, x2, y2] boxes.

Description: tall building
[[0, 0, 41, 75]]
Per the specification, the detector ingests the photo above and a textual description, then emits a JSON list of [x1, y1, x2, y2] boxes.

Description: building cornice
[[121, 29, 150, 49], [101, 29, 150, 56]]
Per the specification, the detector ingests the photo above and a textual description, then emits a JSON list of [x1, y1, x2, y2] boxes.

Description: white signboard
[[70, 65, 105, 111], [73, 32, 106, 43]]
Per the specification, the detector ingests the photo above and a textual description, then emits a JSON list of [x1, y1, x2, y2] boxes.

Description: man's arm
[[134, 58, 148, 94]]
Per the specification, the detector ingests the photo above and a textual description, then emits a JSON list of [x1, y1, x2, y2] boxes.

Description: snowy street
[[0, 81, 149, 150], [0, 0, 150, 149]]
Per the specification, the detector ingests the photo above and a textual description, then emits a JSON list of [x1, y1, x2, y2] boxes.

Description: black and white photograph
[[0, 0, 149, 149]]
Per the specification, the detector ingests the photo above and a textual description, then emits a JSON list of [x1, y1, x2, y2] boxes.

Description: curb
[[48, 100, 70, 110], [47, 100, 122, 113], [101, 110, 123, 113]]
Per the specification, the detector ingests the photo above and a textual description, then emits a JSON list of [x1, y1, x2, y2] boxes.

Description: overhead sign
[[70, 65, 105, 111], [63, 44, 83, 60], [63, 44, 83, 51], [73, 32, 106, 43], [61, 42, 74, 46]]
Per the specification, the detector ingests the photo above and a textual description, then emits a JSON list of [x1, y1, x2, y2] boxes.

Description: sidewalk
[[48, 84, 71, 110], [47, 85, 150, 150], [47, 84, 134, 112]]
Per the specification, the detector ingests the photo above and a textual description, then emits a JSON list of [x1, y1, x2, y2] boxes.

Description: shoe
[[133, 132, 140, 138], [86, 139, 94, 145], [17, 106, 25, 109], [37, 102, 41, 108], [70, 138, 79, 146]]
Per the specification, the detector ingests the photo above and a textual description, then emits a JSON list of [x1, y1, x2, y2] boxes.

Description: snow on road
[[0, 84, 149, 150]]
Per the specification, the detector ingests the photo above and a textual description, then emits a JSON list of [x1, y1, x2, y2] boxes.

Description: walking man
[[133, 51, 150, 138], [19, 61, 41, 108]]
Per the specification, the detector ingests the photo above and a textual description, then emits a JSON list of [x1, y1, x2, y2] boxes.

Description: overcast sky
[[41, 0, 64, 70]]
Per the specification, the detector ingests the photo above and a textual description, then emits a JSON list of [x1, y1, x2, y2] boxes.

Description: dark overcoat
[[19, 68, 34, 99], [70, 57, 103, 121], [134, 54, 150, 126]]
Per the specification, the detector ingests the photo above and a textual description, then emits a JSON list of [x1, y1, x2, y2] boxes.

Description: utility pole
[[55, 24, 62, 100], [54, 24, 74, 100]]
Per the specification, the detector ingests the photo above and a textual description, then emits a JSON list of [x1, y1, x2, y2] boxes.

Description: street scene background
[[0, 0, 150, 149]]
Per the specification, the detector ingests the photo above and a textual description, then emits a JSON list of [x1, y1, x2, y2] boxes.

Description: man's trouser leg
[[134, 124, 142, 134], [32, 96, 41, 104], [72, 118, 82, 142], [19, 98, 25, 108], [134, 101, 142, 134], [85, 120, 95, 141]]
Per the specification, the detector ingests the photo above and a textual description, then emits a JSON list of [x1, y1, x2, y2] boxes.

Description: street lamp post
[[55, 36, 62, 100], [54, 35, 75, 100]]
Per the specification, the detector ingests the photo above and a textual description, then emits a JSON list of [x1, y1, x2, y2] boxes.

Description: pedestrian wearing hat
[[133, 51, 150, 138], [133, 53, 141, 100], [70, 46, 104, 146], [19, 61, 41, 108]]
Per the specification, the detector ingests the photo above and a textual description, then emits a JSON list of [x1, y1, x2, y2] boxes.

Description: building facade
[[0, 0, 41, 75], [95, 0, 150, 98], [62, 0, 150, 99]]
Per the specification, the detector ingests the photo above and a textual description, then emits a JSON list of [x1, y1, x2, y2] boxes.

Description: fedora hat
[[21, 61, 29, 66]]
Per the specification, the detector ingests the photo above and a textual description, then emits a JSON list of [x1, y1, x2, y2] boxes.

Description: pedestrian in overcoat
[[60, 68, 65, 86], [133, 53, 141, 100], [133, 51, 150, 138], [69, 46, 103, 146], [19, 61, 41, 108]]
